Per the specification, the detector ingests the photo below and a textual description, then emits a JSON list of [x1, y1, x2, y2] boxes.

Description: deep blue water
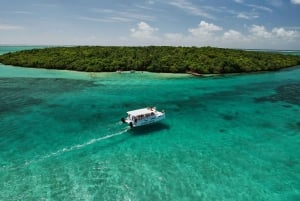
[[0, 46, 300, 201]]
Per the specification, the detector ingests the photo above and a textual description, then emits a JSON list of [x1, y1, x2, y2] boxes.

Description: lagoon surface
[[0, 46, 300, 201]]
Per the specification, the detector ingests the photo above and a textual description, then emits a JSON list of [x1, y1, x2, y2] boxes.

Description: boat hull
[[121, 107, 165, 128], [125, 113, 165, 128]]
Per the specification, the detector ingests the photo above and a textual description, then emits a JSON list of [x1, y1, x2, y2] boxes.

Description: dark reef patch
[[219, 111, 239, 121], [0, 77, 97, 115], [255, 82, 300, 106], [285, 122, 300, 134], [221, 114, 235, 121]]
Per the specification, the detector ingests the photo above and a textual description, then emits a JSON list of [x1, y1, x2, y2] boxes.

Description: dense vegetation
[[0, 46, 299, 74]]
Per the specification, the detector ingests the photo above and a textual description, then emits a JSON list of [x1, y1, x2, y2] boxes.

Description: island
[[0, 46, 299, 74]]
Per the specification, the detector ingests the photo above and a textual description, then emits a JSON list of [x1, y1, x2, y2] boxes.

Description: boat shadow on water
[[128, 122, 170, 136]]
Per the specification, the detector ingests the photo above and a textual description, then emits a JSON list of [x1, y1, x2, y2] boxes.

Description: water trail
[[4, 128, 129, 170], [40, 128, 129, 160]]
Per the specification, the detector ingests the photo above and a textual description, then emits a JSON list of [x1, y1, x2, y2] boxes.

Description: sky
[[0, 0, 300, 49]]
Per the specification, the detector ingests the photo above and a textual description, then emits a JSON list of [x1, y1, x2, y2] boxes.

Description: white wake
[[44, 128, 128, 158], [8, 128, 129, 169]]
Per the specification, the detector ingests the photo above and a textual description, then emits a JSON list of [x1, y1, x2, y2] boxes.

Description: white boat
[[121, 107, 165, 128]]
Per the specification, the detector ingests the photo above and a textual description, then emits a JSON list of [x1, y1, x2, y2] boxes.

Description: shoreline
[[2, 62, 300, 80]]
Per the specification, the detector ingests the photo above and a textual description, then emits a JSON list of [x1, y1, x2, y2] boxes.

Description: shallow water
[[0, 46, 300, 201]]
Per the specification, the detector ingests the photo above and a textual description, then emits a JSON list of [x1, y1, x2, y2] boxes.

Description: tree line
[[0, 46, 299, 74]]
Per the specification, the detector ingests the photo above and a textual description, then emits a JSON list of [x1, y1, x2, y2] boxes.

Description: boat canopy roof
[[127, 107, 155, 117]]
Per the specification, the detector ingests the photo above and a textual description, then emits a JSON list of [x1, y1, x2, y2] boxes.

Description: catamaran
[[121, 107, 165, 128]]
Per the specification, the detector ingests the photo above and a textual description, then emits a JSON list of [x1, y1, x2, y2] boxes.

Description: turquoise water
[[0, 47, 300, 201]]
